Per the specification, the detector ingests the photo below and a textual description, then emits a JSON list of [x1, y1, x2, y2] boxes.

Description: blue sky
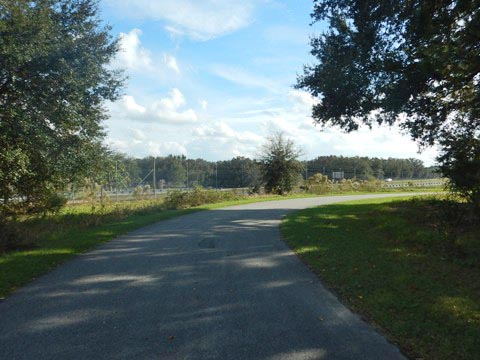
[[100, 0, 438, 165]]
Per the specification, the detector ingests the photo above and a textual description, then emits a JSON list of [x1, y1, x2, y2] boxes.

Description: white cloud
[[105, 84, 438, 165], [105, 0, 258, 41], [210, 64, 279, 92], [109, 89, 198, 125], [131, 128, 147, 141], [122, 95, 146, 114], [112, 29, 181, 77], [194, 122, 262, 144], [163, 54, 180, 73], [192, 121, 263, 158], [201, 92, 439, 164], [146, 141, 187, 156], [254, 101, 439, 165], [157, 88, 186, 110], [199, 100, 208, 110], [114, 29, 153, 71], [107, 137, 187, 157], [288, 90, 320, 108]]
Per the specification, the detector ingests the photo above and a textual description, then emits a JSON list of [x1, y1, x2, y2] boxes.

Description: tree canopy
[[297, 0, 479, 205], [0, 0, 123, 212], [297, 0, 479, 144]]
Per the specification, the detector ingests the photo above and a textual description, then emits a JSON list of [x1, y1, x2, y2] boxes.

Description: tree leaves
[[0, 0, 124, 213], [298, 0, 480, 207], [298, 0, 479, 145], [260, 132, 304, 195]]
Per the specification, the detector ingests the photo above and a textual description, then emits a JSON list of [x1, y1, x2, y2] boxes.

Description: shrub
[[304, 173, 384, 194], [0, 219, 38, 253], [357, 179, 383, 192], [163, 186, 245, 209], [305, 173, 333, 194], [41, 192, 68, 214], [133, 185, 145, 198]]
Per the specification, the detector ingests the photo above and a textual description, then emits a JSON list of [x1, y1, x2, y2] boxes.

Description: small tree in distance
[[260, 132, 304, 195]]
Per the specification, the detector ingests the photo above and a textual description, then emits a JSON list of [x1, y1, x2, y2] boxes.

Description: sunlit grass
[[281, 196, 480, 359]]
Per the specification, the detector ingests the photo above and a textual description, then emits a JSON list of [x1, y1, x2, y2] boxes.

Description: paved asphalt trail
[[0, 194, 419, 359]]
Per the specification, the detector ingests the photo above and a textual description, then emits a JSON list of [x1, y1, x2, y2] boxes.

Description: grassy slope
[[281, 196, 479, 360]]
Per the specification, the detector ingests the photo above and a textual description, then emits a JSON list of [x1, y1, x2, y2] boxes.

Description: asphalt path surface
[[0, 194, 420, 359]]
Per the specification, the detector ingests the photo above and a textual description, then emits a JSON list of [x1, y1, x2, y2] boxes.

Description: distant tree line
[[306, 156, 438, 180], [97, 154, 262, 191], [98, 152, 439, 192]]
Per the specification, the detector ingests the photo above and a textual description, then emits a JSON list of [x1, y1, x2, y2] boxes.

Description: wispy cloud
[[209, 64, 280, 92], [288, 90, 320, 108], [163, 54, 180, 74], [104, 0, 259, 41]]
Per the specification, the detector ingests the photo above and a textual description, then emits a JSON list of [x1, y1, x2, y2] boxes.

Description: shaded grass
[[281, 196, 480, 360]]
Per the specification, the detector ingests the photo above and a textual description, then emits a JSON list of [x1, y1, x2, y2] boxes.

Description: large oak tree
[[0, 0, 123, 212], [297, 0, 479, 206]]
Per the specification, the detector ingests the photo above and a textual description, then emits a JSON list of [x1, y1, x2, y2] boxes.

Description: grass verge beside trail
[[281, 196, 479, 360]]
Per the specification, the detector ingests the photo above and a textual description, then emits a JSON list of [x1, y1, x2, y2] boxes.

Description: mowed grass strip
[[281, 197, 480, 360]]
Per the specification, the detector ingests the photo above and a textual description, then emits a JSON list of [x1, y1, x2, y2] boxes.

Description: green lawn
[[281, 196, 480, 360]]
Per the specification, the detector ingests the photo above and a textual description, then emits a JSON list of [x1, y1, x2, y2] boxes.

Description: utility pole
[[215, 162, 218, 190], [153, 157, 156, 198], [305, 161, 308, 180], [186, 159, 189, 189], [115, 160, 118, 202]]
